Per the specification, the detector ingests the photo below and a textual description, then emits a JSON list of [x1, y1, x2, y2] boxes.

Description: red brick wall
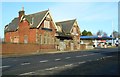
[[80, 44, 86, 50], [2, 43, 56, 55]]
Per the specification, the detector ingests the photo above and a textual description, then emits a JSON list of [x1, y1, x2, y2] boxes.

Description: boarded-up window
[[44, 20, 50, 28], [24, 35, 28, 43]]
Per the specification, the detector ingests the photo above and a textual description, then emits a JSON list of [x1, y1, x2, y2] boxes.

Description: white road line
[[40, 60, 48, 63], [0, 66, 10, 69], [45, 66, 58, 71], [102, 57, 105, 59], [45, 67, 56, 71], [19, 72, 35, 75], [21, 63, 30, 65], [13, 60, 17, 61], [106, 56, 113, 58], [100, 57, 103, 59], [88, 60, 92, 62], [89, 54, 95, 56], [83, 55, 88, 57], [76, 55, 82, 58], [78, 61, 86, 64], [65, 64, 73, 67], [55, 58, 61, 61], [65, 57, 71, 59], [96, 59, 99, 60]]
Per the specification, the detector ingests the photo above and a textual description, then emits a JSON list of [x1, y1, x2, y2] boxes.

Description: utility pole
[[112, 20, 114, 46]]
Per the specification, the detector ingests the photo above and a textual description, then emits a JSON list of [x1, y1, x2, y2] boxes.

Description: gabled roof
[[56, 19, 76, 34], [5, 18, 19, 32], [25, 10, 48, 28], [5, 10, 49, 32]]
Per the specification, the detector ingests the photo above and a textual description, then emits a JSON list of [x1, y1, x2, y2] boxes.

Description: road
[[1, 47, 119, 76]]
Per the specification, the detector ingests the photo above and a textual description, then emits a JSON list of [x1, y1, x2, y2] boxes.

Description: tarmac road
[[1, 47, 119, 76]]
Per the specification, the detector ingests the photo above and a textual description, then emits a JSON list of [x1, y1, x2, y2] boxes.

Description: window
[[36, 34, 38, 43], [24, 35, 28, 43], [39, 34, 42, 44], [44, 20, 50, 28], [10, 36, 13, 43], [13, 36, 19, 43]]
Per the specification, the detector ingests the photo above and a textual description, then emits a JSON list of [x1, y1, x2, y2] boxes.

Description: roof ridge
[[25, 9, 49, 16], [56, 19, 76, 23]]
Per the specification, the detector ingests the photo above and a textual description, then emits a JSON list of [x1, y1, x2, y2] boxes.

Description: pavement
[[1, 47, 119, 76], [1, 49, 92, 58]]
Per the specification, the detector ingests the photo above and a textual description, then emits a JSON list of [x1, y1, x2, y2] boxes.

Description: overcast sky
[[1, 2, 118, 38]]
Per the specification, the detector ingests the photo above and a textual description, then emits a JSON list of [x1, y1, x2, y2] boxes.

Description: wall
[[80, 44, 86, 50], [2, 43, 56, 55]]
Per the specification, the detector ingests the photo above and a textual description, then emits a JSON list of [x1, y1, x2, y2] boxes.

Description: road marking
[[78, 61, 86, 64], [106, 56, 113, 58], [20, 72, 35, 75], [45, 67, 56, 71], [100, 57, 103, 59], [96, 59, 100, 60], [13, 60, 17, 61], [89, 54, 95, 56], [55, 58, 61, 61], [65, 64, 73, 67], [102, 57, 106, 59], [0, 66, 10, 69], [65, 57, 71, 59], [83, 55, 88, 57], [21, 63, 30, 65], [76, 55, 82, 58], [88, 60, 92, 62], [40, 60, 48, 63]]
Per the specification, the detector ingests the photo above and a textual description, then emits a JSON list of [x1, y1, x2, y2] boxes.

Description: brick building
[[55, 19, 81, 50], [4, 8, 57, 44], [4, 8, 81, 51]]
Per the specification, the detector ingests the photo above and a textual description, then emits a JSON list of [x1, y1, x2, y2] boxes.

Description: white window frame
[[13, 36, 19, 43], [24, 35, 28, 44], [44, 20, 50, 28]]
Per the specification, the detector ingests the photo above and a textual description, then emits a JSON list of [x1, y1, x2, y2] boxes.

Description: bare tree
[[103, 32, 108, 36], [97, 30, 103, 36], [112, 31, 118, 38]]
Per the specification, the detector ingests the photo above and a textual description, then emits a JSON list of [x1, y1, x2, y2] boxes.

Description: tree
[[87, 31, 93, 36], [103, 32, 108, 36], [97, 30, 103, 36], [82, 30, 93, 36], [96, 30, 108, 36], [82, 30, 88, 36], [112, 31, 118, 38]]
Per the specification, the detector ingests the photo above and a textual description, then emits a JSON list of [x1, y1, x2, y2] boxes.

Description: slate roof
[[5, 10, 49, 32], [5, 18, 19, 32], [56, 19, 76, 34]]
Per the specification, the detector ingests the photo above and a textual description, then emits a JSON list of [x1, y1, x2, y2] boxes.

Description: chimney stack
[[18, 7, 25, 18]]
